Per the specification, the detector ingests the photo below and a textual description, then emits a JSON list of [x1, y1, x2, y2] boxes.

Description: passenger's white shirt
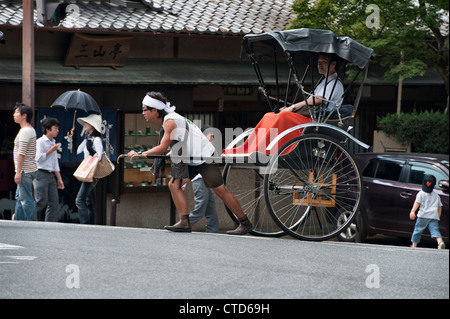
[[311, 72, 344, 111]]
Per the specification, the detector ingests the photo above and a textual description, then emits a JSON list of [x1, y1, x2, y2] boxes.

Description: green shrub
[[377, 110, 449, 154]]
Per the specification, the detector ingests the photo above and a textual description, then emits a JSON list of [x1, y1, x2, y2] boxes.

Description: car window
[[362, 159, 378, 178], [407, 164, 448, 190], [363, 158, 405, 181]]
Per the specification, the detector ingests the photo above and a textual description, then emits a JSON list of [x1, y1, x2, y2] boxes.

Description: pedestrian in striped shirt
[[13, 103, 37, 221]]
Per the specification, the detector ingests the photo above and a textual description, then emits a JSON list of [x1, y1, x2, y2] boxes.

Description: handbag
[[73, 155, 99, 182], [94, 152, 115, 179]]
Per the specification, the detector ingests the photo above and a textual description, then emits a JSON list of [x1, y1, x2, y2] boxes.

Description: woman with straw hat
[[73, 114, 103, 224]]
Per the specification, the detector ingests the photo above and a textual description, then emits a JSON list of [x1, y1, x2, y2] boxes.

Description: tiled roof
[[0, 0, 295, 35]]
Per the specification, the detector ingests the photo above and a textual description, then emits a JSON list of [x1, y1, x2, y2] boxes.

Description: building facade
[[0, 0, 446, 229]]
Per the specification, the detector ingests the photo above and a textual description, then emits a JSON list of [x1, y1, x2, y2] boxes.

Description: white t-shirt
[[164, 112, 216, 165], [415, 190, 442, 220]]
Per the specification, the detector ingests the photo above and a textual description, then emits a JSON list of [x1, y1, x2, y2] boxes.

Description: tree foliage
[[377, 110, 449, 154], [290, 0, 449, 104]]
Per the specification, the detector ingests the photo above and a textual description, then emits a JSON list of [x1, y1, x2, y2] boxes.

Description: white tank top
[[163, 112, 215, 165]]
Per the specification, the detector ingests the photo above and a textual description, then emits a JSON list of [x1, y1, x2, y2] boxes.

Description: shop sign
[[64, 33, 132, 69]]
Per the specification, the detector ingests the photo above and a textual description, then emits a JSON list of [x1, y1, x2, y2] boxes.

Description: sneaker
[[438, 241, 446, 250]]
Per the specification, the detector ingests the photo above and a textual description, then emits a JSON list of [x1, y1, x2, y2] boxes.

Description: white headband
[[142, 95, 176, 113]]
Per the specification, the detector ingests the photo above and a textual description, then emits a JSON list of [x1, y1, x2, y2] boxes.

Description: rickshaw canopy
[[241, 28, 373, 69]]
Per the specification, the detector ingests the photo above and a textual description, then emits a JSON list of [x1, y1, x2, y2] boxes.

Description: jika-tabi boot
[[226, 215, 253, 235], [164, 215, 191, 232]]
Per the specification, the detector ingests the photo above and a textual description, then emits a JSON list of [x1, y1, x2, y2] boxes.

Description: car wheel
[[354, 212, 367, 243], [335, 208, 357, 242]]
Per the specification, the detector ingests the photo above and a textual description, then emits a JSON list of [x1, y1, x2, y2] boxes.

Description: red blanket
[[224, 112, 312, 155]]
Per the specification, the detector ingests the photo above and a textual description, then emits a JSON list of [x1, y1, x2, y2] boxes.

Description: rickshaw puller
[[127, 92, 253, 235]]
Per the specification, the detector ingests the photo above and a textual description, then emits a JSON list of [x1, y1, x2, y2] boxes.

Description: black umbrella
[[50, 89, 101, 144], [51, 89, 101, 114]]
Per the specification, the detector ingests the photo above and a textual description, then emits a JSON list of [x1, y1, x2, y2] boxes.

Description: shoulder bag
[[94, 152, 115, 179]]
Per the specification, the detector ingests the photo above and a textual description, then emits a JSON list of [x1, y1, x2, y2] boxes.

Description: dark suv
[[337, 153, 449, 244]]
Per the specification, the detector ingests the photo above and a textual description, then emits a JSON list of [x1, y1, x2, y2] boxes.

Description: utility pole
[[396, 51, 404, 115], [22, 0, 35, 110]]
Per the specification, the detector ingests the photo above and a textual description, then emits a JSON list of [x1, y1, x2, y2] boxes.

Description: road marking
[[0, 243, 37, 263], [4, 256, 37, 261], [0, 243, 24, 250]]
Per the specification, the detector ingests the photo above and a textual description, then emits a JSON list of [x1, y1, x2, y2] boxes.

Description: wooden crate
[[293, 172, 336, 207], [124, 168, 156, 185]]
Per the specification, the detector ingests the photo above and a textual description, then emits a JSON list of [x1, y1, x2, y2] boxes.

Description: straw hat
[[77, 114, 103, 134]]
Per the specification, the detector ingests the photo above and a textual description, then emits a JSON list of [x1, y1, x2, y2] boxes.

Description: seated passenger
[[224, 53, 344, 155]]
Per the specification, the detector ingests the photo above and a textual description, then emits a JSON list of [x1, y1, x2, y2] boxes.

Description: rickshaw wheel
[[222, 163, 285, 237], [263, 133, 363, 241]]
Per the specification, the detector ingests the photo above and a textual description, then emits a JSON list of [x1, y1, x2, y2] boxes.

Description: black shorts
[[188, 163, 224, 189]]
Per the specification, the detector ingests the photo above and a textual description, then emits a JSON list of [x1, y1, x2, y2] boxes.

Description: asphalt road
[[1, 220, 448, 303]]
